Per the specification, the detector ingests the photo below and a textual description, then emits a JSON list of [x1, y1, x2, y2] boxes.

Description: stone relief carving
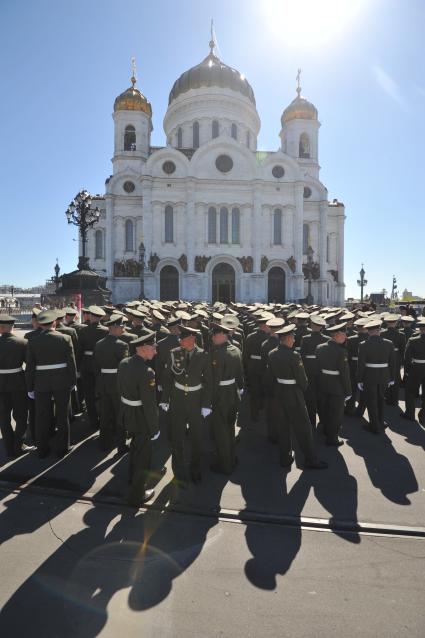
[[194, 255, 211, 272], [113, 259, 140, 277], [287, 256, 296, 273], [328, 269, 339, 283], [148, 253, 160, 272], [178, 254, 188, 272], [260, 256, 269, 272], [237, 256, 254, 273], [303, 262, 320, 280]]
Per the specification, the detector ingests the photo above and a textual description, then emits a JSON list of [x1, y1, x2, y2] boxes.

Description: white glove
[[237, 388, 244, 399], [159, 402, 169, 412], [27, 391, 35, 400], [357, 383, 364, 391], [157, 384, 163, 392], [387, 380, 395, 387], [150, 431, 160, 441], [344, 395, 352, 404], [201, 407, 212, 418], [71, 385, 77, 391]]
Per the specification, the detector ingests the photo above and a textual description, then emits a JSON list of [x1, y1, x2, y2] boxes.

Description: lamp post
[[357, 264, 368, 303], [54, 259, 60, 293], [304, 246, 315, 305], [139, 239, 146, 300], [65, 190, 100, 270]]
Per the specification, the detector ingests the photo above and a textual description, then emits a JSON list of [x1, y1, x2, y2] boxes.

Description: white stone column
[[293, 181, 304, 299], [336, 207, 346, 305], [186, 181, 195, 273], [142, 179, 153, 256], [104, 195, 114, 279], [318, 200, 328, 304], [252, 184, 262, 273]]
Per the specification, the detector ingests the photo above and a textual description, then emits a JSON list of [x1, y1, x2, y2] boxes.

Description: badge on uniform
[[149, 379, 156, 387]]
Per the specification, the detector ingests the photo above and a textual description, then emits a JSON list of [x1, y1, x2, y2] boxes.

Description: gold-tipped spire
[[131, 56, 137, 87], [296, 68, 302, 97], [209, 18, 215, 54]]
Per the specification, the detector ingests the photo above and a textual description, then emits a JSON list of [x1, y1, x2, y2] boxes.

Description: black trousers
[[35, 389, 70, 455], [405, 371, 425, 420], [305, 375, 324, 426], [364, 383, 385, 431], [82, 372, 99, 428], [247, 372, 265, 420], [276, 392, 317, 465], [127, 433, 152, 505], [98, 388, 126, 450], [211, 402, 237, 474], [321, 393, 345, 443], [170, 401, 203, 480], [0, 391, 28, 456]]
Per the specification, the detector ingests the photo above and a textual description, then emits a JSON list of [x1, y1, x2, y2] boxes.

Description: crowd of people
[[0, 299, 424, 507]]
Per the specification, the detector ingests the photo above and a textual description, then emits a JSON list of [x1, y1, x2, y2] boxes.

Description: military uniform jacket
[[78, 323, 108, 373], [0, 333, 27, 392], [155, 333, 180, 387], [316, 340, 352, 397], [346, 333, 367, 368], [357, 335, 395, 387], [261, 335, 280, 395], [300, 332, 329, 378], [117, 355, 158, 436], [294, 324, 310, 352], [94, 335, 129, 394], [56, 323, 78, 355], [162, 345, 212, 409], [209, 342, 244, 406], [268, 344, 308, 406], [381, 327, 406, 367], [26, 330, 77, 392], [24, 327, 42, 342], [244, 329, 269, 374], [404, 333, 425, 380]]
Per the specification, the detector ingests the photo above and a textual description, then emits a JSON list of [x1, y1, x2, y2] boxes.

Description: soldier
[[261, 317, 284, 443], [294, 312, 310, 352], [316, 322, 352, 446], [77, 305, 108, 429], [208, 322, 244, 475], [26, 310, 77, 458], [24, 307, 43, 444], [160, 326, 212, 486], [117, 330, 159, 506], [268, 324, 327, 469], [345, 317, 369, 416], [244, 313, 272, 421], [300, 315, 329, 427], [151, 309, 170, 340], [381, 314, 406, 406], [402, 317, 425, 424], [94, 314, 129, 453], [357, 319, 396, 433], [0, 314, 30, 457]]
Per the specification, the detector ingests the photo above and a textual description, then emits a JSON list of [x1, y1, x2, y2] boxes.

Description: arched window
[[231, 208, 240, 244], [246, 130, 250, 148], [165, 205, 174, 243], [95, 229, 103, 259], [273, 209, 282, 245], [193, 121, 199, 148], [208, 207, 217, 243], [125, 219, 134, 252], [124, 125, 136, 151], [231, 123, 238, 140], [299, 133, 310, 158], [303, 223, 309, 254], [212, 120, 219, 138], [220, 207, 229, 243], [177, 127, 183, 148]]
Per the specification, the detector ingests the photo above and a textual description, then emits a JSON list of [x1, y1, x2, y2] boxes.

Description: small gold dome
[[281, 95, 318, 126], [114, 76, 152, 116]]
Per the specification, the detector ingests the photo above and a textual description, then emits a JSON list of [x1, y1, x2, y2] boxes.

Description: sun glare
[[264, 0, 368, 48]]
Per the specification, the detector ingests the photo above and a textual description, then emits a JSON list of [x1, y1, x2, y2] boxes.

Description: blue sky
[[0, 0, 424, 298]]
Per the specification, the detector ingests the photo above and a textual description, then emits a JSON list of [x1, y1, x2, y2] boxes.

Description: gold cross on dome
[[131, 57, 137, 87], [296, 68, 302, 97]]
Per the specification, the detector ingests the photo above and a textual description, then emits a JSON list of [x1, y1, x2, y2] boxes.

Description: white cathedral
[[85, 41, 346, 305]]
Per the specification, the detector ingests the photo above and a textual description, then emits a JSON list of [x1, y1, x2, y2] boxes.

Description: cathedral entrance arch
[[268, 267, 286, 303], [212, 263, 235, 304], [160, 265, 179, 300]]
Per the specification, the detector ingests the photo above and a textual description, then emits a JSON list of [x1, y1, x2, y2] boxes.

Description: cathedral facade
[[85, 44, 345, 305]]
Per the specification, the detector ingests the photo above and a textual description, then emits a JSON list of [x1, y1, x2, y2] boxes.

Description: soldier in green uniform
[[77, 305, 108, 429], [94, 314, 129, 453], [294, 312, 310, 352], [261, 317, 284, 443], [26, 310, 77, 458], [300, 315, 329, 427], [161, 326, 212, 486], [24, 307, 43, 444], [357, 319, 395, 433], [268, 324, 327, 470], [117, 330, 159, 506], [155, 316, 181, 440], [402, 317, 425, 425], [381, 314, 406, 406], [316, 322, 352, 446], [345, 317, 369, 416], [0, 314, 30, 457], [243, 313, 272, 421], [208, 322, 244, 475]]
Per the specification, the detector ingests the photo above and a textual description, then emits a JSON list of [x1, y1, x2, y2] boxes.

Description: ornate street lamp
[[357, 264, 368, 303], [54, 258, 60, 292], [65, 189, 100, 270], [304, 246, 315, 305], [139, 238, 146, 300]]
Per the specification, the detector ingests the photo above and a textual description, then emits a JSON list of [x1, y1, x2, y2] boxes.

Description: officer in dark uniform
[[24, 307, 43, 444], [94, 314, 129, 452], [155, 316, 181, 441], [381, 314, 406, 406], [0, 314, 29, 457], [268, 324, 327, 469], [243, 313, 272, 421], [117, 330, 159, 506], [26, 310, 77, 457], [77, 305, 108, 429], [402, 317, 425, 424], [316, 322, 352, 446], [208, 322, 244, 475], [294, 312, 310, 352], [357, 319, 395, 433], [161, 326, 212, 486], [261, 317, 284, 443], [300, 315, 329, 427], [345, 317, 369, 416]]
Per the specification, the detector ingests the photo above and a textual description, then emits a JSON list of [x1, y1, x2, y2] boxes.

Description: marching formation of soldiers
[[1, 298, 424, 508]]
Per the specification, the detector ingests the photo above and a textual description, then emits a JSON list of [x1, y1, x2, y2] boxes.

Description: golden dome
[[281, 95, 318, 126], [114, 75, 152, 116]]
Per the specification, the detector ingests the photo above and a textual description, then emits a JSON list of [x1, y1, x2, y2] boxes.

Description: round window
[[304, 186, 312, 198], [123, 181, 135, 193], [162, 161, 176, 175], [215, 154, 233, 173], [272, 165, 285, 178]]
